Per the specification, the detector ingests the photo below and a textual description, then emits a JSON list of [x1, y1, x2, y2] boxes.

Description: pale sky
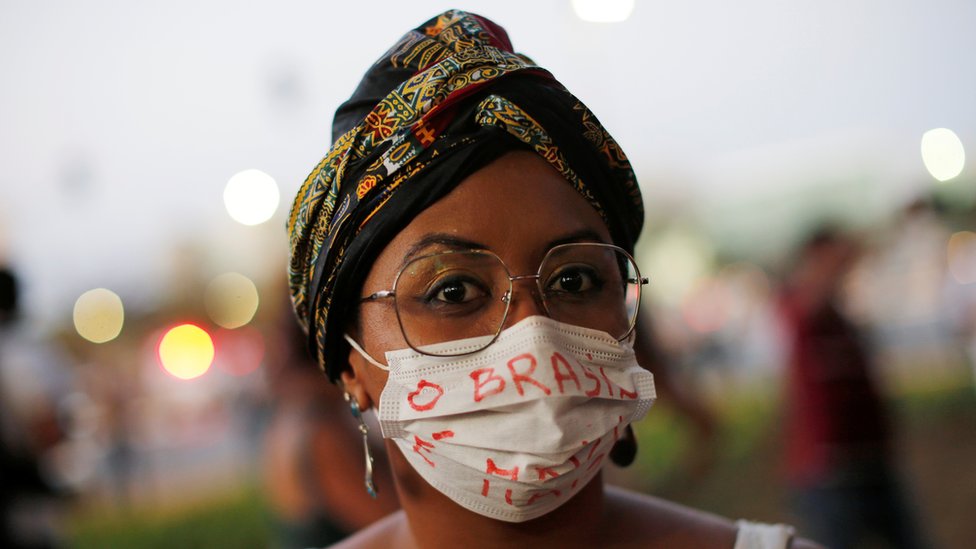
[[1, 0, 973, 326]]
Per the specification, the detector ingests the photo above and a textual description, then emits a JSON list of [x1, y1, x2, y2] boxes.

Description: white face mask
[[346, 315, 656, 523]]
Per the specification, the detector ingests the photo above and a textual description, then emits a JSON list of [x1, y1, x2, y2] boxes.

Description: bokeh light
[[571, 0, 634, 22], [157, 323, 215, 380], [921, 128, 966, 182], [214, 326, 265, 376], [223, 169, 280, 225], [73, 288, 124, 343], [204, 272, 260, 329], [947, 231, 976, 284]]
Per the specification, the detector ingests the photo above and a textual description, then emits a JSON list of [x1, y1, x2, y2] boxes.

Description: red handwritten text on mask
[[407, 379, 445, 411], [482, 458, 520, 505], [469, 351, 637, 404], [478, 436, 614, 508], [413, 435, 437, 467]]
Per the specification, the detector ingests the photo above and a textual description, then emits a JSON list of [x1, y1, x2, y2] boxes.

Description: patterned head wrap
[[288, 10, 643, 380]]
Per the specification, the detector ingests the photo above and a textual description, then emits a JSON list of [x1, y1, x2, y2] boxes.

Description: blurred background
[[1, 0, 973, 547]]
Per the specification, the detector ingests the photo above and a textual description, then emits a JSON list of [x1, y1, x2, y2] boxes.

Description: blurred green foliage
[[67, 488, 271, 549]]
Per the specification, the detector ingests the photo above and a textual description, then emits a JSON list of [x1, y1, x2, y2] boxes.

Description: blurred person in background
[[633, 307, 719, 481], [0, 265, 65, 549], [0, 266, 18, 325], [262, 298, 398, 548], [851, 198, 959, 375], [777, 227, 929, 549]]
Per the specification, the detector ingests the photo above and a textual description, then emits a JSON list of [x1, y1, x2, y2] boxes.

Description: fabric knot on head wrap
[[288, 10, 644, 380]]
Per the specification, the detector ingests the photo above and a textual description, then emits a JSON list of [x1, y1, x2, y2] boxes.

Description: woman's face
[[343, 150, 614, 406]]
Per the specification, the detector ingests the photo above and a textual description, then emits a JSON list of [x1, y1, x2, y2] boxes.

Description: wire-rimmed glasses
[[361, 242, 647, 357]]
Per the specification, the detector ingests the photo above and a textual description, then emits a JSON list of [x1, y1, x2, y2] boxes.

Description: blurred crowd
[[1, 195, 974, 548]]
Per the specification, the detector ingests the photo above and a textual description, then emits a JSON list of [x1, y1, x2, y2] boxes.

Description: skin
[[337, 151, 820, 549]]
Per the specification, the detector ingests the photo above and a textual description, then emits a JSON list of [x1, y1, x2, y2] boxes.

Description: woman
[[288, 10, 819, 548]]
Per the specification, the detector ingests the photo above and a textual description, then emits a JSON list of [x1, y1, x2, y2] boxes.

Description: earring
[[609, 424, 638, 467], [345, 393, 377, 498]]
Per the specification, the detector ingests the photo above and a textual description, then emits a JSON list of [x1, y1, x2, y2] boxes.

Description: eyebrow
[[400, 233, 489, 269], [400, 229, 610, 270]]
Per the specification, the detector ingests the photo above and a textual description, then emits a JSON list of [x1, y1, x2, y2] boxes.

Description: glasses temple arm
[[361, 289, 395, 302]]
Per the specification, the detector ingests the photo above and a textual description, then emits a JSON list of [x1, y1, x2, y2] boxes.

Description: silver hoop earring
[[346, 393, 377, 498]]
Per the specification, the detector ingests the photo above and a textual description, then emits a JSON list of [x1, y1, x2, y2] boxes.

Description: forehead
[[377, 151, 611, 273]]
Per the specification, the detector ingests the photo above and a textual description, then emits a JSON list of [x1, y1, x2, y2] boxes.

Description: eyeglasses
[[360, 242, 648, 357]]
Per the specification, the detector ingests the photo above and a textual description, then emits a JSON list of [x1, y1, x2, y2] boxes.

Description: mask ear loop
[[344, 334, 390, 371]]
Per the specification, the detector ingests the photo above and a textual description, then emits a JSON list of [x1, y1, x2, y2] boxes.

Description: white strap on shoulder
[[733, 520, 795, 549]]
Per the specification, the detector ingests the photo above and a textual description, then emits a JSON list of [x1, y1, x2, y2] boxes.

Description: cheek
[[360, 302, 408, 355], [361, 362, 391, 405], [356, 304, 406, 404]]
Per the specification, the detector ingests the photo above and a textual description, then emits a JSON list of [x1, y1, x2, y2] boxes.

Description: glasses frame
[[360, 242, 649, 357]]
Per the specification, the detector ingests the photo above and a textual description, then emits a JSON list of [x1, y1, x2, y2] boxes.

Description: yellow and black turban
[[288, 10, 644, 379]]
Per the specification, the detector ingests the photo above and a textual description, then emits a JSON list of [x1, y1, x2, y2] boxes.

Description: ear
[[340, 344, 374, 411]]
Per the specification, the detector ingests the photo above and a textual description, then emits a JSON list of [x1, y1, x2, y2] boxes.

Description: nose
[[501, 276, 549, 329]]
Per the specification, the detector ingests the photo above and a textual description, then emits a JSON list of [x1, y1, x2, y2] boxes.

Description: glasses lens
[[393, 250, 510, 354], [538, 243, 640, 339]]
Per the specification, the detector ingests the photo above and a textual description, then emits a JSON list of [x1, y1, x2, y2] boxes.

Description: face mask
[[347, 315, 656, 523]]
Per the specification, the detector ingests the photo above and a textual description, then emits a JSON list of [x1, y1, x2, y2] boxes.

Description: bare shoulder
[[327, 511, 408, 549], [604, 486, 822, 548]]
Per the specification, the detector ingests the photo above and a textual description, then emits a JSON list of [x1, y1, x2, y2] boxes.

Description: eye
[[425, 276, 489, 305], [546, 265, 602, 294]]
